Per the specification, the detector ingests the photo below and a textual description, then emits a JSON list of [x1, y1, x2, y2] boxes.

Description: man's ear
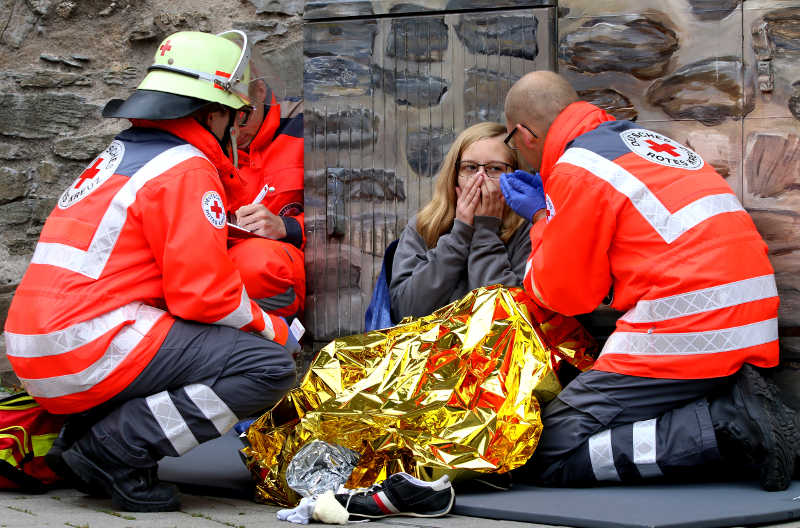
[[254, 79, 269, 104], [518, 123, 537, 148], [202, 107, 222, 127], [202, 110, 214, 128]]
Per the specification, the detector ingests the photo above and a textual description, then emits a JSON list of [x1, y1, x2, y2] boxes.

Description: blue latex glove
[[499, 170, 546, 223]]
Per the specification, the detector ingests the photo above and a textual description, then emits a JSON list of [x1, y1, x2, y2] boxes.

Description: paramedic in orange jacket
[[500, 71, 799, 491], [3, 31, 298, 511], [223, 73, 305, 317]]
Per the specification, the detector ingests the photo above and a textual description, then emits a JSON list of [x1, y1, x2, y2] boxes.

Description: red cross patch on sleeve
[[201, 191, 226, 229], [545, 194, 556, 223]]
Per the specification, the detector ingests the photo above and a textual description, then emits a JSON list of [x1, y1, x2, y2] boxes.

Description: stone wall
[[0, 0, 302, 385]]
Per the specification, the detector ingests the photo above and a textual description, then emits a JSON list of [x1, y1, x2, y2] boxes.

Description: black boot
[[45, 418, 110, 497], [62, 438, 180, 512], [709, 364, 800, 491]]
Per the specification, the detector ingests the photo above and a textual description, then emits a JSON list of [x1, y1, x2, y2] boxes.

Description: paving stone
[[0, 487, 539, 527]]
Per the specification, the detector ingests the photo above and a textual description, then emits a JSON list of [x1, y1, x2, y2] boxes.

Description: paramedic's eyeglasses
[[503, 124, 538, 150], [457, 161, 513, 179], [236, 105, 254, 127]]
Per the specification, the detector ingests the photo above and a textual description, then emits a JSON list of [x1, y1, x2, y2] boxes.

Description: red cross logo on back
[[159, 40, 172, 56], [58, 140, 124, 210], [74, 158, 103, 189], [620, 129, 704, 171], [645, 139, 679, 157]]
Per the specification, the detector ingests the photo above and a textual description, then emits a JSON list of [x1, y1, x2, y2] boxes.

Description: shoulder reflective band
[[557, 148, 744, 244]]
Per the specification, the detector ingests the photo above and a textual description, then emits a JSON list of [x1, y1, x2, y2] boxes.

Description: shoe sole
[[739, 365, 799, 492], [345, 488, 456, 520], [62, 447, 180, 512]]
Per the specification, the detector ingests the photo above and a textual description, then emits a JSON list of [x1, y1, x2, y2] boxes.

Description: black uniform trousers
[[75, 320, 295, 469], [522, 369, 734, 485]]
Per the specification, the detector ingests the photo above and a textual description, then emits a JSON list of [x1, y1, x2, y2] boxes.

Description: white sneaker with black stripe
[[334, 472, 455, 519]]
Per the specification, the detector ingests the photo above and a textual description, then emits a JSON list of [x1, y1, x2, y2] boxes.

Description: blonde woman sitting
[[390, 122, 531, 321]]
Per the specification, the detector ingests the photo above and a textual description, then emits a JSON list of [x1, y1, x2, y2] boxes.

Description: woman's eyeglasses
[[503, 124, 538, 150], [457, 161, 512, 179]]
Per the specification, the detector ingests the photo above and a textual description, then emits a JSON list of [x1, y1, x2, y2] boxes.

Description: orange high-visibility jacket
[[224, 98, 306, 316], [226, 97, 305, 249], [4, 117, 289, 414], [525, 102, 779, 379]]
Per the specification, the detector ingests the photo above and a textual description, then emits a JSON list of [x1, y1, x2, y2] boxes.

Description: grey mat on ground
[[157, 430, 254, 499], [157, 436, 800, 528], [452, 480, 800, 528]]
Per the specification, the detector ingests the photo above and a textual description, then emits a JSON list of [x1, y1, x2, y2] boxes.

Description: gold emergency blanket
[[243, 285, 597, 506]]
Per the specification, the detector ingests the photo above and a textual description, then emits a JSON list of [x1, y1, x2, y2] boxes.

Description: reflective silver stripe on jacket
[[621, 274, 778, 324], [259, 309, 276, 340], [183, 384, 238, 435], [16, 303, 165, 399], [601, 318, 778, 357], [5, 302, 163, 359], [146, 391, 199, 455], [30, 144, 207, 279], [557, 148, 744, 244], [588, 429, 621, 481], [633, 419, 663, 478], [212, 287, 255, 330]]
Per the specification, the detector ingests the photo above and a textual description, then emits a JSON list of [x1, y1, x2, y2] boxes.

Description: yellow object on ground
[[243, 285, 597, 506]]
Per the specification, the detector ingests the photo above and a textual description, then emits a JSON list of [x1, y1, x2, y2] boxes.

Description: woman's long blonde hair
[[416, 122, 526, 248]]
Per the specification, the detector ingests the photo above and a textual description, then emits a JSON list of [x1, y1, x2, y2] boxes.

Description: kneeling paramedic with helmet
[[3, 30, 299, 512]]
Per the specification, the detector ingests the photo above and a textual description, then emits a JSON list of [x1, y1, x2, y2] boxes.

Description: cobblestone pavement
[[0, 488, 540, 528], [3, 488, 800, 528]]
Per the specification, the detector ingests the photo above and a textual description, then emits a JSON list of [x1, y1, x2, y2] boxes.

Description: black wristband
[[281, 216, 303, 248]]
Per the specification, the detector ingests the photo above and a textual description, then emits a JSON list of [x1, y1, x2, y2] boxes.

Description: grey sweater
[[389, 215, 531, 321]]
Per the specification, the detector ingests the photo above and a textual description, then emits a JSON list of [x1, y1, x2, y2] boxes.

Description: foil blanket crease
[[243, 285, 597, 506]]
